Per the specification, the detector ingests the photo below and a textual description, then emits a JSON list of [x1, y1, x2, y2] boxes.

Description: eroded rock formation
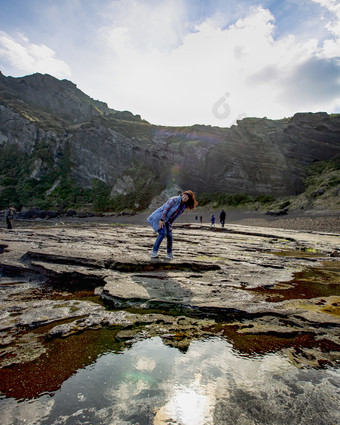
[[1, 73, 340, 200]]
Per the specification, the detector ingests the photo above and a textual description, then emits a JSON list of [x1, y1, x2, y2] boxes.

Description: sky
[[0, 0, 340, 127]]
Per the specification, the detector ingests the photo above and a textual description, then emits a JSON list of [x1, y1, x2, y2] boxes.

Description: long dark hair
[[182, 190, 198, 210]]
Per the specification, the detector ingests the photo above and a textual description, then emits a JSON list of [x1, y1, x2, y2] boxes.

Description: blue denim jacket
[[147, 195, 184, 232]]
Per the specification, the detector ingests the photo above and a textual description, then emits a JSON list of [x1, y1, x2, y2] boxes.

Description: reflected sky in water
[[1, 336, 340, 425]]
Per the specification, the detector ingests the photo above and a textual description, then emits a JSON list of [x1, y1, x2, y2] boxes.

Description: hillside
[[281, 154, 340, 212], [0, 72, 340, 212]]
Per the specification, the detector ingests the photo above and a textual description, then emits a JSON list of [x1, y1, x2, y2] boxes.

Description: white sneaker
[[166, 252, 174, 259], [150, 251, 159, 258]]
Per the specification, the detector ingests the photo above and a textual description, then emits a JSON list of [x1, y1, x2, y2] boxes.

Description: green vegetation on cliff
[[0, 140, 339, 213], [197, 192, 275, 207], [0, 140, 93, 210], [0, 141, 162, 212]]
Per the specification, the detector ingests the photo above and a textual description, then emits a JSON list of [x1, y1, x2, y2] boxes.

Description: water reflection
[[1, 336, 339, 425]]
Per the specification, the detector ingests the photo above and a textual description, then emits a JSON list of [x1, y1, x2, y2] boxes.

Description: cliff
[[0, 72, 339, 210]]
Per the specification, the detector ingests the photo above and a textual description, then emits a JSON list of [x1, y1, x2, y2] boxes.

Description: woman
[[147, 190, 198, 259]]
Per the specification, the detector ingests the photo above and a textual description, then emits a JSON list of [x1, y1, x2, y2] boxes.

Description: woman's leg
[[165, 223, 173, 254], [152, 227, 166, 252]]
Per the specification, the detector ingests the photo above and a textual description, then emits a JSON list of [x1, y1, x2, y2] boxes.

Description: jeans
[[152, 223, 173, 253]]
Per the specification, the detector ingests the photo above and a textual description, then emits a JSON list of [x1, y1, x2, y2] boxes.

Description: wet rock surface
[[0, 221, 339, 375]]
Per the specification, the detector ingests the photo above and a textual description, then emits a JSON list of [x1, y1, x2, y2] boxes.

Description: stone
[[0, 220, 339, 368], [110, 175, 135, 197]]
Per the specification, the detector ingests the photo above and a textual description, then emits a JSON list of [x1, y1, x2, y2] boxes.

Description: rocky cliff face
[[0, 72, 340, 208], [0, 72, 112, 124], [138, 113, 340, 196]]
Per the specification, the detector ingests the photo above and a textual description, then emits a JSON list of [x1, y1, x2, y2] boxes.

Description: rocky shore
[[0, 212, 339, 385]]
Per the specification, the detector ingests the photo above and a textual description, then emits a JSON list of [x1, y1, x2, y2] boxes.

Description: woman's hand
[[159, 220, 165, 229]]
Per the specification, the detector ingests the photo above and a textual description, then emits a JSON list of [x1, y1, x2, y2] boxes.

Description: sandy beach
[[68, 208, 340, 234], [4, 207, 339, 235]]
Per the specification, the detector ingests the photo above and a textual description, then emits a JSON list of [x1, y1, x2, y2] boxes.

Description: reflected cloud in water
[[1, 336, 339, 425]]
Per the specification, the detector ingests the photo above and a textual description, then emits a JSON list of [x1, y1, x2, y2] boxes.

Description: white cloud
[[94, 3, 339, 126], [1, 0, 339, 126], [311, 0, 340, 57], [0, 31, 71, 78], [99, 0, 189, 53]]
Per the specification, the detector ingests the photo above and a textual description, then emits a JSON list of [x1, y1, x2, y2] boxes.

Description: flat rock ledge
[[0, 222, 339, 369]]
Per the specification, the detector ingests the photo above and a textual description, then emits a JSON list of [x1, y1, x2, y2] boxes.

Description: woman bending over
[[147, 190, 198, 259]]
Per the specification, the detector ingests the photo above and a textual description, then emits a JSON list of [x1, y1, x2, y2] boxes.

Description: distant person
[[5, 205, 15, 229], [210, 214, 215, 226], [195, 215, 198, 222], [219, 209, 226, 227], [147, 190, 198, 259], [200, 216, 203, 223]]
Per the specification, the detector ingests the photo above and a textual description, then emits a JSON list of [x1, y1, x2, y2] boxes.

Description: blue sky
[[1, 0, 340, 126]]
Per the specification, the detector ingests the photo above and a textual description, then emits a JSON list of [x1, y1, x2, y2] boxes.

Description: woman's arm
[[160, 197, 178, 222]]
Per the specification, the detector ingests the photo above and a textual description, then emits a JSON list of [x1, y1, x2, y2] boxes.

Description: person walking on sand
[[147, 190, 198, 259], [219, 209, 226, 227], [5, 205, 14, 229], [210, 214, 215, 226]]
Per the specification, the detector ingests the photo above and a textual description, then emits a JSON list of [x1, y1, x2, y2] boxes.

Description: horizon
[[3, 70, 335, 128], [1, 0, 340, 127]]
